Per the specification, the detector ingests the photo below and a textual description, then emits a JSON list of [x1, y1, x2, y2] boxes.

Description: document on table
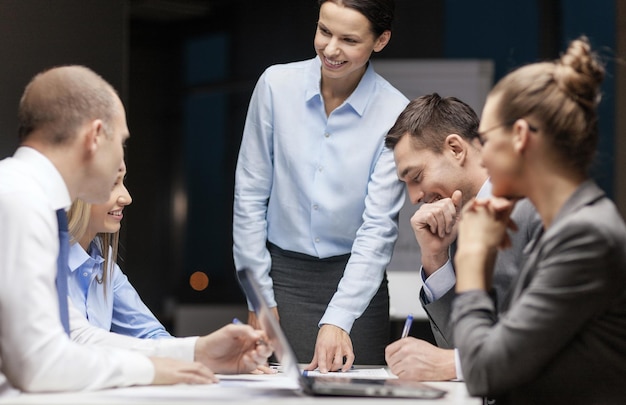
[[302, 368, 391, 379], [216, 373, 300, 390], [215, 367, 393, 391]]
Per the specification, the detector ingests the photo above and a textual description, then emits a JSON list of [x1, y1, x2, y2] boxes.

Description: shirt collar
[[477, 179, 493, 198], [304, 57, 377, 117], [305, 57, 323, 102], [69, 240, 104, 273], [346, 62, 376, 116], [14, 146, 72, 212]]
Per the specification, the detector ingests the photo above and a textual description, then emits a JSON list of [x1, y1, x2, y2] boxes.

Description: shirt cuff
[[123, 336, 198, 362], [319, 308, 354, 334], [150, 336, 198, 362], [420, 260, 456, 303], [118, 351, 155, 386], [454, 348, 464, 381]]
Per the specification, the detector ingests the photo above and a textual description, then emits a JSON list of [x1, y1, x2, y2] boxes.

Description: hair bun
[[553, 35, 605, 109]]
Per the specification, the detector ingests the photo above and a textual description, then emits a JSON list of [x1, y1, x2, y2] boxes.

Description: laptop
[[237, 268, 447, 399]]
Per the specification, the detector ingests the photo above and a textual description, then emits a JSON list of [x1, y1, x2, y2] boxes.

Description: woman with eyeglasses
[[452, 36, 626, 403]]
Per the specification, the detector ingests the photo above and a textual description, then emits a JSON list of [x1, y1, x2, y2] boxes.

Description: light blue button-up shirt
[[233, 57, 409, 333], [68, 240, 172, 339]]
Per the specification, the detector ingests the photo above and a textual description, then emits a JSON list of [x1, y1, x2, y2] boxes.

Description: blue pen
[[401, 313, 413, 338]]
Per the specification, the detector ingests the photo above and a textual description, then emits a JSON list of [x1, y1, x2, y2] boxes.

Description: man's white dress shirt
[[0, 147, 196, 397]]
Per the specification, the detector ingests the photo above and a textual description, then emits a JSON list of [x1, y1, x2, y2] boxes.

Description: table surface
[[0, 376, 480, 405]]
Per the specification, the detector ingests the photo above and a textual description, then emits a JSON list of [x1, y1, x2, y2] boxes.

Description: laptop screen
[[237, 268, 307, 383], [236, 268, 447, 399]]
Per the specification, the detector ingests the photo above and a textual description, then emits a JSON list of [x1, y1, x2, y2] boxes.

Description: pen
[[232, 317, 268, 347], [401, 313, 413, 339]]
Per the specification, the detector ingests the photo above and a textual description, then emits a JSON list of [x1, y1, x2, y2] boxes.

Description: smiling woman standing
[[233, 0, 408, 372]]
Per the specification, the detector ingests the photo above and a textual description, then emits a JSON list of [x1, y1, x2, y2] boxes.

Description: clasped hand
[[454, 197, 518, 292], [458, 197, 517, 251]]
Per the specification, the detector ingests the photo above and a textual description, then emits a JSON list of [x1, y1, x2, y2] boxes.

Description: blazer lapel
[[508, 180, 605, 302]]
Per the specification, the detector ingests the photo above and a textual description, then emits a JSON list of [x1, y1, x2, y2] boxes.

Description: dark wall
[[0, 0, 617, 328], [124, 0, 617, 323], [123, 0, 447, 324], [0, 0, 126, 158], [443, 0, 616, 196]]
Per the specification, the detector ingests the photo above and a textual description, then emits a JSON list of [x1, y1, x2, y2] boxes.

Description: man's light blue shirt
[[68, 240, 172, 339], [233, 57, 409, 333]]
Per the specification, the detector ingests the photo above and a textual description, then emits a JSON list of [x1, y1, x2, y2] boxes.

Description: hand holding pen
[[231, 318, 277, 374], [233, 317, 269, 348], [190, 318, 274, 375]]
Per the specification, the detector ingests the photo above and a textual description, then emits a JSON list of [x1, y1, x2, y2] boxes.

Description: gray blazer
[[452, 180, 626, 404], [421, 197, 542, 348]]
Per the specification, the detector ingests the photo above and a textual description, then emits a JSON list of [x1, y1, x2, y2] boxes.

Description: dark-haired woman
[[233, 0, 408, 372]]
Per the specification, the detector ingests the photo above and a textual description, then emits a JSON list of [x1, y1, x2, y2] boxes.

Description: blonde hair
[[489, 35, 605, 174], [68, 199, 119, 297]]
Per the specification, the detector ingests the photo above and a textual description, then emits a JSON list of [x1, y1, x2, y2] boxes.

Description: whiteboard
[[372, 59, 494, 115]]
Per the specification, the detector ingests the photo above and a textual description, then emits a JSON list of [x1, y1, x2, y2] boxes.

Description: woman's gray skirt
[[269, 243, 390, 365]]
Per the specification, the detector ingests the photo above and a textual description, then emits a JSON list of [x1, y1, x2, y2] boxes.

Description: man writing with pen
[[383, 94, 542, 381]]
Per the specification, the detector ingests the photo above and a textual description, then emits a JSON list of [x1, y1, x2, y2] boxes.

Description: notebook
[[237, 268, 447, 399]]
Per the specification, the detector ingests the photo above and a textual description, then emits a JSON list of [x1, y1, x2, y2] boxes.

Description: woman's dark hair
[[318, 0, 395, 36]]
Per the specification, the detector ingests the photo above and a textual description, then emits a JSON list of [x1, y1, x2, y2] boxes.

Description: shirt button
[[313, 204, 318, 210], [82, 272, 88, 277], [315, 238, 320, 243], [318, 166, 323, 172], [324, 132, 330, 138]]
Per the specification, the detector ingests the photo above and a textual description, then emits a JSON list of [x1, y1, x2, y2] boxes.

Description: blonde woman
[[68, 161, 170, 338]]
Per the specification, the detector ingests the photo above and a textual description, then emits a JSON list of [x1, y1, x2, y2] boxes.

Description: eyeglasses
[[476, 119, 538, 144]]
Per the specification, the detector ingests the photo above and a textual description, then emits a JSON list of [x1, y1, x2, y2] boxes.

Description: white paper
[[302, 367, 391, 379]]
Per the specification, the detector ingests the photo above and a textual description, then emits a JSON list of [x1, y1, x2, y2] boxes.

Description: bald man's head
[[17, 65, 119, 145]]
